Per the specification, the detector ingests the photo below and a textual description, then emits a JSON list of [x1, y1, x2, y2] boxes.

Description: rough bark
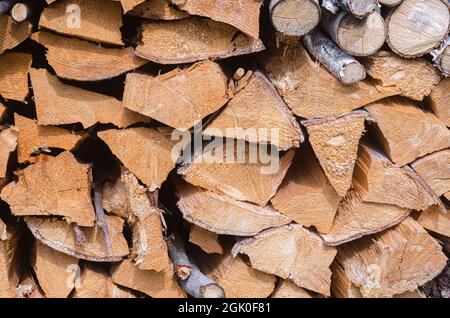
[[431, 36, 450, 76]]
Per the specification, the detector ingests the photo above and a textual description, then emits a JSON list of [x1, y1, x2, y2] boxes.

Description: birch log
[[431, 36, 450, 77], [335, 0, 377, 18], [0, 0, 16, 14]]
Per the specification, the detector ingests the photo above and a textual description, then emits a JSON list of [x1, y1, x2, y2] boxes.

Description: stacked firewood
[[0, 0, 449, 298]]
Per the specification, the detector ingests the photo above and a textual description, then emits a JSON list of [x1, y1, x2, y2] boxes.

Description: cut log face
[[111, 259, 186, 298], [272, 279, 312, 298], [175, 179, 291, 236], [331, 261, 363, 298], [365, 98, 450, 166], [39, 0, 124, 46], [179, 147, 295, 206], [30, 69, 149, 129], [135, 17, 265, 64], [189, 225, 224, 255], [128, 0, 188, 20], [321, 189, 410, 246], [429, 78, 450, 127], [232, 224, 337, 296], [15, 114, 82, 164], [353, 144, 439, 211], [203, 71, 303, 151], [361, 51, 441, 101], [258, 42, 399, 119], [172, 0, 263, 39], [386, 0, 450, 58], [336, 217, 448, 298], [32, 240, 78, 298], [0, 15, 32, 54], [411, 150, 450, 198], [123, 61, 229, 130], [415, 205, 450, 238], [98, 127, 177, 191], [32, 32, 148, 82], [117, 0, 147, 12], [0, 220, 21, 298], [302, 111, 368, 197], [0, 127, 18, 179], [270, 147, 341, 234], [25, 215, 129, 262], [1, 151, 96, 226], [0, 52, 32, 102]]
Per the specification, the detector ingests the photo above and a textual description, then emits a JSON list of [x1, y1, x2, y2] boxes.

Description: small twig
[[72, 224, 86, 246], [167, 233, 225, 298], [94, 182, 111, 255]]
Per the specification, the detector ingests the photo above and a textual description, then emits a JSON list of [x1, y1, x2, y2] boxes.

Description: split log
[[270, 146, 341, 234], [386, 0, 450, 58], [30, 69, 149, 129], [102, 177, 131, 219], [336, 217, 448, 297], [0, 102, 6, 121], [365, 97, 450, 166], [0, 0, 17, 14], [269, 0, 321, 37], [361, 50, 441, 101], [321, 10, 386, 56], [189, 225, 224, 255], [127, 0, 188, 20], [11, 1, 39, 22], [135, 17, 265, 64], [32, 240, 78, 298], [301, 110, 368, 197], [415, 205, 450, 238], [171, 0, 263, 39], [14, 114, 82, 164], [175, 179, 290, 236], [116, 0, 146, 12], [32, 32, 148, 82], [179, 147, 295, 206], [411, 150, 449, 198], [272, 279, 313, 298], [429, 78, 450, 127], [98, 127, 177, 191], [0, 219, 21, 298], [24, 214, 129, 262], [0, 52, 32, 102], [204, 71, 303, 150], [111, 259, 186, 298], [232, 224, 337, 296], [431, 36, 450, 76], [352, 144, 439, 211], [335, 0, 377, 18], [123, 61, 229, 130], [0, 15, 32, 54], [258, 41, 399, 119], [1, 151, 96, 226], [0, 127, 18, 178], [303, 29, 366, 85]]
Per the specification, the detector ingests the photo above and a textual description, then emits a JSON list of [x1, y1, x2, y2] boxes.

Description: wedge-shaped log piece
[[353, 145, 439, 211], [302, 111, 367, 197], [416, 205, 450, 238], [429, 78, 450, 127], [30, 69, 148, 129], [102, 177, 131, 219], [40, 0, 123, 45], [258, 42, 399, 119], [0, 102, 6, 121], [124, 61, 228, 130], [361, 51, 441, 101], [204, 71, 303, 150], [365, 98, 450, 166], [111, 259, 186, 298], [189, 225, 224, 255], [171, 0, 263, 39], [0, 219, 21, 298], [272, 279, 312, 298], [176, 180, 290, 236], [135, 17, 265, 64], [128, 0, 188, 20], [32, 32, 147, 82], [25, 215, 129, 262], [1, 152, 95, 226], [98, 128, 177, 191], [336, 217, 448, 298], [0, 52, 32, 102], [321, 189, 410, 246], [179, 146, 294, 206], [0, 15, 32, 54], [32, 240, 78, 298], [411, 150, 449, 198], [271, 147, 341, 234], [232, 224, 337, 295], [73, 263, 137, 298], [117, 0, 146, 12], [0, 127, 18, 178], [15, 114, 82, 164]]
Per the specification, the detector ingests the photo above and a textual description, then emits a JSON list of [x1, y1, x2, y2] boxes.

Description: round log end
[[341, 61, 366, 85], [200, 283, 226, 298]]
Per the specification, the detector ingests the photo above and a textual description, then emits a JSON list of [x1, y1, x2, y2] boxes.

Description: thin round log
[[11, 3, 33, 22], [431, 36, 450, 77], [321, 0, 340, 14], [0, 0, 17, 14], [336, 0, 377, 18]]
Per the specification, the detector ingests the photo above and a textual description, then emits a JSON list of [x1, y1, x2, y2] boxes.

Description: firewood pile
[[0, 0, 449, 299]]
